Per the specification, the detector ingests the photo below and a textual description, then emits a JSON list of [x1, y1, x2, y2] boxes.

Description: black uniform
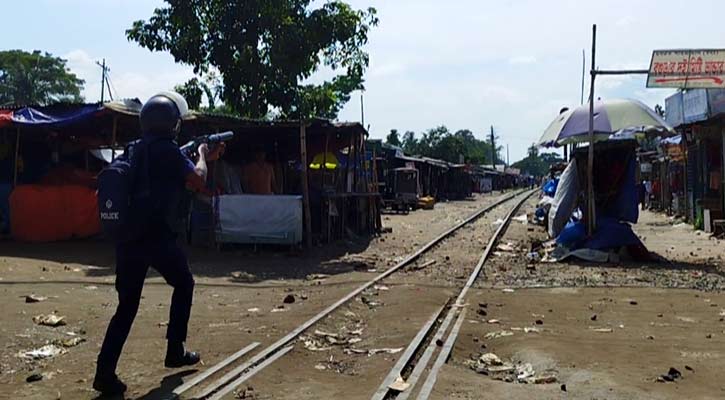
[[96, 138, 196, 378]]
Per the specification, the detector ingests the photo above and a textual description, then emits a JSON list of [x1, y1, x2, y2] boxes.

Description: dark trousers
[[96, 238, 195, 376]]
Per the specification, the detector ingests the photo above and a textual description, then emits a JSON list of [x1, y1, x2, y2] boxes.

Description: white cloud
[[63, 49, 194, 103], [508, 56, 537, 65], [370, 62, 406, 77]]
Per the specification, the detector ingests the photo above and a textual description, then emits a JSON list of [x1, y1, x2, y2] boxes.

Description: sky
[[3, 0, 725, 162]]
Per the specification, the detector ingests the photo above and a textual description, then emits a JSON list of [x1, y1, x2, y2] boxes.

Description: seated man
[[242, 148, 276, 195]]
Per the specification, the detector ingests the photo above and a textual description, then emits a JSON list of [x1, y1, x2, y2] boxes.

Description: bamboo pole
[[13, 128, 20, 186], [111, 116, 118, 162], [587, 24, 597, 236], [300, 121, 312, 248]]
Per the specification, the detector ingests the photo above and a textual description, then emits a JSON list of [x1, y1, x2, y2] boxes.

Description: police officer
[[94, 92, 221, 395]]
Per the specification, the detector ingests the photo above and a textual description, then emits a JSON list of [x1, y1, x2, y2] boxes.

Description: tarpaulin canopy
[[0, 99, 142, 129], [12, 104, 104, 127]]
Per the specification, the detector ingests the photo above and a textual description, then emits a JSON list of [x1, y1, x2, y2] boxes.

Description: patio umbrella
[[537, 99, 673, 147]]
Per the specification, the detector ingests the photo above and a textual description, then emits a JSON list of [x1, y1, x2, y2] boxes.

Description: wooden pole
[[13, 128, 20, 186], [300, 121, 312, 248], [587, 24, 597, 236], [111, 116, 118, 161], [323, 132, 329, 243]]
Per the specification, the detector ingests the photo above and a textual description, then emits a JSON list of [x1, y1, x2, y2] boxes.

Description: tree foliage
[[174, 73, 222, 111], [128, 0, 378, 119], [511, 144, 564, 177], [0, 50, 84, 106], [385, 129, 401, 146], [387, 126, 503, 165]]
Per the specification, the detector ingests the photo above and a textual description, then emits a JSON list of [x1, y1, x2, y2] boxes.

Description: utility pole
[[506, 144, 510, 167], [360, 92, 365, 127], [490, 125, 496, 170], [96, 59, 110, 103]]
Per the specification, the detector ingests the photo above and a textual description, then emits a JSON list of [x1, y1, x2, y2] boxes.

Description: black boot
[[93, 372, 127, 395], [165, 341, 200, 368]]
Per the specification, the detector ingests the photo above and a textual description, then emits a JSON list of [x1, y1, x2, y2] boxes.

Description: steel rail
[[176, 190, 527, 399], [373, 189, 536, 400]]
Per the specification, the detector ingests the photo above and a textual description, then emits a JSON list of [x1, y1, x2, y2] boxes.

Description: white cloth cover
[[215, 195, 303, 244], [548, 159, 579, 238]]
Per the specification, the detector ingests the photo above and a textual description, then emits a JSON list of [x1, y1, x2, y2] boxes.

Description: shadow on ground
[[0, 235, 375, 283]]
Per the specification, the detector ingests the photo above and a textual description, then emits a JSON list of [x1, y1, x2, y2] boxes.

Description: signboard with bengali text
[[647, 49, 725, 89]]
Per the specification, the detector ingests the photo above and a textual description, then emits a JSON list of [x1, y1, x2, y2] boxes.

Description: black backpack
[[97, 140, 153, 242]]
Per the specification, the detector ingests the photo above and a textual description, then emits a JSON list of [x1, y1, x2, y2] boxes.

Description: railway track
[[172, 189, 535, 400], [372, 189, 534, 400]]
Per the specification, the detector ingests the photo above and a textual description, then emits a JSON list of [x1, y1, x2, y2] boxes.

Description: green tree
[[402, 131, 418, 154], [0, 50, 84, 106], [511, 143, 563, 176], [174, 75, 220, 111], [127, 1, 378, 119], [385, 129, 401, 146]]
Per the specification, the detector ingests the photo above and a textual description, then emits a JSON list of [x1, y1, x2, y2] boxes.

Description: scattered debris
[[502, 288, 515, 293], [26, 373, 43, 383], [53, 337, 85, 348], [492, 218, 505, 226], [485, 330, 514, 339], [560, 384, 567, 392], [657, 367, 682, 382], [314, 364, 327, 370], [247, 307, 260, 313], [589, 327, 613, 333], [344, 347, 403, 356], [487, 319, 500, 324], [32, 314, 66, 327], [388, 376, 410, 392], [283, 294, 296, 304], [84, 285, 98, 290], [513, 214, 528, 224], [19, 344, 66, 360], [158, 321, 169, 327], [361, 296, 382, 308], [231, 271, 256, 281], [373, 285, 390, 291], [25, 294, 47, 303], [590, 314, 597, 321], [534, 319, 543, 325], [467, 352, 558, 384], [410, 259, 436, 271], [685, 365, 694, 371], [497, 243, 516, 252], [306, 273, 330, 281], [523, 327, 541, 334], [629, 300, 638, 305], [234, 386, 257, 399]]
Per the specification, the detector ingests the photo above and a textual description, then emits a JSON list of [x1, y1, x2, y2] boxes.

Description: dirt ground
[[3, 190, 725, 400], [0, 192, 509, 400], [237, 192, 523, 400], [431, 195, 725, 400]]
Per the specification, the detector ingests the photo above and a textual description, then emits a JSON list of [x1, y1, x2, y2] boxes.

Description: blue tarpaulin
[[557, 217, 643, 250], [11, 104, 104, 127], [543, 178, 558, 197]]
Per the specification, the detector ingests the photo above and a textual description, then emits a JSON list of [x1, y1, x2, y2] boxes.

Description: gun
[[179, 131, 234, 156]]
